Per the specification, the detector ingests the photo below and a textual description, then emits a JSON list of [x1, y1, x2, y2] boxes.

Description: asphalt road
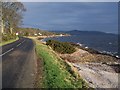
[[1, 37, 37, 88]]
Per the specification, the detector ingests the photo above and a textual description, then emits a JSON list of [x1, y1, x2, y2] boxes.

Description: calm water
[[44, 33, 118, 56]]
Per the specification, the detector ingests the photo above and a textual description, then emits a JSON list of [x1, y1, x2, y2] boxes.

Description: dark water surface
[[44, 33, 118, 56]]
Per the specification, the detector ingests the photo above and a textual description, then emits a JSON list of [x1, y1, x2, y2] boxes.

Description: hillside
[[16, 28, 56, 36], [51, 30, 117, 36]]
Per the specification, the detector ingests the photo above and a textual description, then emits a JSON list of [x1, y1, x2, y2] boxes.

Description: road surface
[[1, 37, 37, 88]]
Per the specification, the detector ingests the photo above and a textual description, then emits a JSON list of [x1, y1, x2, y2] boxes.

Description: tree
[[1, 1, 26, 34]]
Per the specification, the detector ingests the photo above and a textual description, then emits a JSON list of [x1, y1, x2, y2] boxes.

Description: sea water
[[44, 33, 119, 57]]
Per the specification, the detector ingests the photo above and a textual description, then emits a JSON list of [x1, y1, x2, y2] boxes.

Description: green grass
[[0, 37, 19, 46], [35, 40, 88, 88]]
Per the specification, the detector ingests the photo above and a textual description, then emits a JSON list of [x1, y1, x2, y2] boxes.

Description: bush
[[46, 40, 76, 54], [2, 34, 17, 42]]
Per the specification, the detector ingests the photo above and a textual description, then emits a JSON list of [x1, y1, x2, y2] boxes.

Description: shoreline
[[72, 62, 119, 88], [34, 38, 88, 88], [35, 36, 120, 88], [38, 34, 70, 43], [38, 35, 119, 59], [76, 43, 120, 59]]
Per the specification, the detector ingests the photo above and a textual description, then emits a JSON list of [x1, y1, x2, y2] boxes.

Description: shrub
[[2, 34, 17, 42], [46, 40, 76, 54]]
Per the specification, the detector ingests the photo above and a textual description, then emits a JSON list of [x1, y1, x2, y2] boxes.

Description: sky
[[19, 0, 119, 2], [22, 2, 118, 33]]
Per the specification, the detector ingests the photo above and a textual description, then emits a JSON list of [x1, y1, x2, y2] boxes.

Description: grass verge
[[35, 39, 88, 88], [0, 37, 19, 46]]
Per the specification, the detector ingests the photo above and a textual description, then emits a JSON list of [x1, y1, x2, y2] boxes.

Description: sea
[[43, 31, 119, 57]]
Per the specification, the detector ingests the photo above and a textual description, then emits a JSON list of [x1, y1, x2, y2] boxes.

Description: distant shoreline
[[38, 34, 70, 43], [37, 35, 119, 59]]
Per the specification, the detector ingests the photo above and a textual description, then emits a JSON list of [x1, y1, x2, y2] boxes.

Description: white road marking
[[16, 43, 21, 47], [22, 40, 25, 43], [0, 48, 14, 56], [16, 40, 25, 47], [0, 40, 26, 56]]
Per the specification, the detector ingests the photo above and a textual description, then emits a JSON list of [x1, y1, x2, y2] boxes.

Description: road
[[1, 37, 37, 88]]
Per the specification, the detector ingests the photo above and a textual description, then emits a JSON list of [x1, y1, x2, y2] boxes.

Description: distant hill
[[16, 28, 56, 36], [51, 30, 116, 36]]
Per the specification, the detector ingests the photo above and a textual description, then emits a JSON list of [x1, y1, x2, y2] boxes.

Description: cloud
[[22, 2, 118, 33]]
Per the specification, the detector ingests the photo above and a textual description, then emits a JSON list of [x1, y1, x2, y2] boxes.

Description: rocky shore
[[39, 37, 120, 88], [72, 63, 119, 88], [59, 45, 120, 88]]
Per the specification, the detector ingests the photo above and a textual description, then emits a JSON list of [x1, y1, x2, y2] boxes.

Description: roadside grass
[[34, 55, 44, 88], [0, 37, 19, 46], [35, 39, 88, 88]]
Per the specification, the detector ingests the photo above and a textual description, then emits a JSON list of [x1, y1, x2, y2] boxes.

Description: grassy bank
[[35, 39, 88, 88], [0, 37, 19, 46]]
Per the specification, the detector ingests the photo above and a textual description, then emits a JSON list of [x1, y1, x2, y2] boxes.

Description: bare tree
[[1, 1, 26, 34]]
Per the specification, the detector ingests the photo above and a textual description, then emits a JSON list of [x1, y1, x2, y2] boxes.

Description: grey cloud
[[22, 2, 118, 33]]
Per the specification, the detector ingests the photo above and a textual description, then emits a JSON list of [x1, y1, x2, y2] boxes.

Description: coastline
[[38, 34, 70, 39], [76, 43, 120, 59], [35, 36, 120, 88], [38, 35, 119, 59], [38, 34, 70, 43], [34, 38, 89, 88]]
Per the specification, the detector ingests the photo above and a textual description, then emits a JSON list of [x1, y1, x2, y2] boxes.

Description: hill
[[16, 28, 56, 36], [51, 30, 116, 36]]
